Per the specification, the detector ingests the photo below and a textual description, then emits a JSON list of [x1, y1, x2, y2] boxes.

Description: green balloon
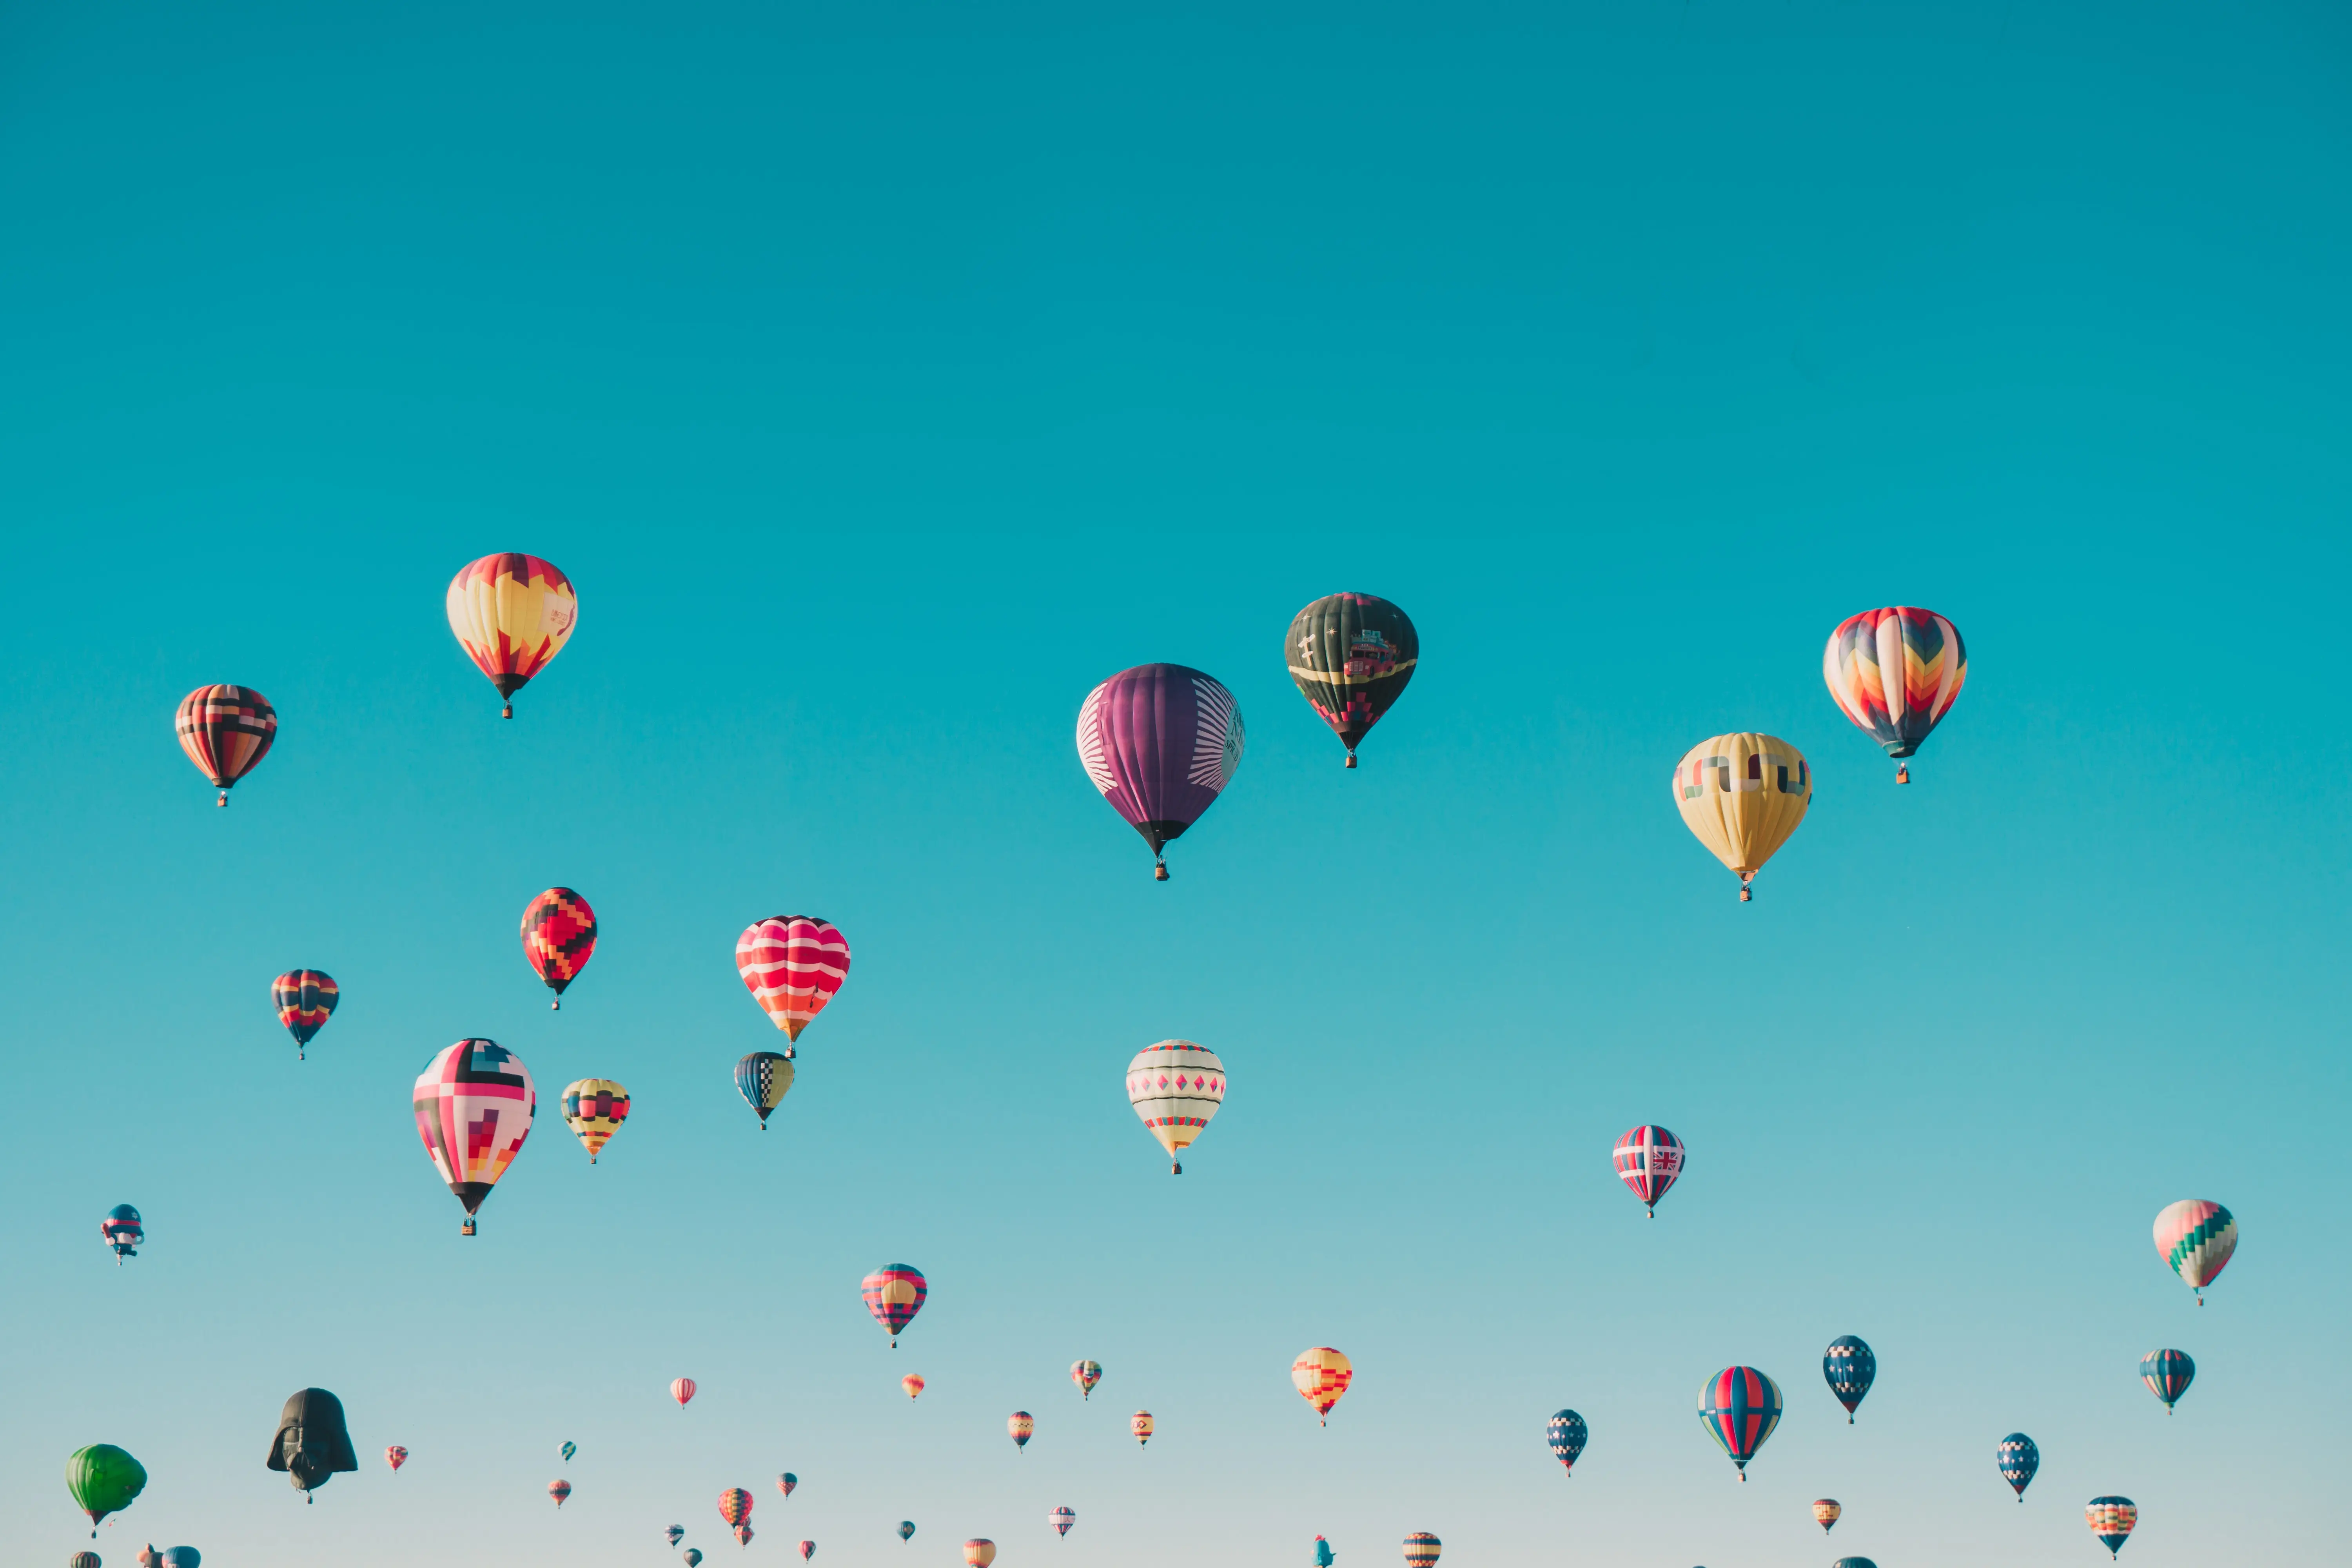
[[66, 1445, 146, 1537]]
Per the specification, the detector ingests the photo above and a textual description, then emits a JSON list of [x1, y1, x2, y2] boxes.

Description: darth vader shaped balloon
[[266, 1388, 359, 1501]]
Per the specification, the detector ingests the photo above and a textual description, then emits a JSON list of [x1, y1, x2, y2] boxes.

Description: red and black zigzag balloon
[[521, 887, 597, 1009]]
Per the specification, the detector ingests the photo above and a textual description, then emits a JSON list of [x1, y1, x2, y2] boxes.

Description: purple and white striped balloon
[[1075, 664, 1243, 878]]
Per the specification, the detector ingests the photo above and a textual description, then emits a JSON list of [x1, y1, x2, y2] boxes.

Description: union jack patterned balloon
[[1546, 1409, 1586, 1474], [735, 917, 851, 1051], [1822, 606, 1967, 782], [272, 970, 338, 1059], [412, 1040, 534, 1234], [1128, 1040, 1225, 1175], [102, 1204, 143, 1264], [175, 684, 276, 804], [1998, 1432, 2038, 1499], [1698, 1365, 1782, 1479], [2087, 1496, 2137, 1558], [2152, 1200, 2236, 1303], [2139, 1348, 2194, 1412], [1075, 663, 1245, 879], [1823, 1336, 1876, 1422], [1612, 1125, 1684, 1216], [862, 1265, 927, 1347], [1401, 1532, 1441, 1568], [1008, 1411, 1033, 1451], [1071, 1360, 1102, 1399], [522, 887, 597, 1009], [1049, 1508, 1075, 1538], [385, 1446, 407, 1473]]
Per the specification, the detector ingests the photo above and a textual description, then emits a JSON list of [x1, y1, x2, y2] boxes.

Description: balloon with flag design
[[2153, 1200, 2236, 1303], [2140, 1349, 2194, 1412], [561, 1079, 628, 1163], [1291, 1348, 1352, 1426], [1612, 1125, 1683, 1216], [1071, 1360, 1101, 1399], [777, 1474, 797, 1498], [1128, 1040, 1225, 1175], [521, 888, 596, 1009], [862, 1265, 927, 1347], [2087, 1496, 2137, 1558], [445, 553, 577, 717], [412, 1040, 534, 1235], [1076, 664, 1245, 880], [1824, 1336, 1875, 1422], [1546, 1409, 1586, 1475], [1050, 1508, 1074, 1538], [1998, 1433, 2038, 1499], [272, 970, 338, 1059], [1698, 1366, 1782, 1479], [176, 685, 276, 805], [1823, 607, 1968, 782], [1285, 593, 1420, 767], [735, 918, 851, 1052]]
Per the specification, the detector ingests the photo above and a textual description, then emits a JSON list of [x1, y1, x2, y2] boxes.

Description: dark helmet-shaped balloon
[[267, 1389, 358, 1501]]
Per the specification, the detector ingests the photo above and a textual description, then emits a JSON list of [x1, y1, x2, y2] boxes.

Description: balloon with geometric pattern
[[1998, 1432, 2039, 1500], [1813, 1499, 1841, 1532], [549, 1480, 572, 1508], [1291, 1348, 1352, 1427], [1698, 1366, 1782, 1479], [561, 1079, 629, 1163], [1671, 732, 1811, 901], [1008, 1412, 1033, 1452], [719, 1490, 753, 1531], [385, 1446, 407, 1473], [445, 553, 577, 719], [735, 918, 851, 1053], [1071, 1361, 1102, 1400], [777, 1474, 797, 1499], [1075, 664, 1245, 880], [2152, 1200, 2236, 1304], [1612, 1125, 1684, 1217], [102, 1205, 143, 1265], [521, 888, 597, 1009], [2140, 1349, 2194, 1414], [862, 1265, 928, 1348], [1401, 1533, 1441, 1568], [412, 1040, 534, 1236], [1131, 1412, 1153, 1446], [1127, 1041, 1225, 1176], [1285, 593, 1420, 768], [2087, 1496, 2137, 1559], [735, 1052, 795, 1131], [1546, 1409, 1587, 1475], [271, 970, 338, 1060], [1823, 607, 1968, 783], [734, 1526, 753, 1549], [1050, 1508, 1075, 1538], [175, 684, 276, 806], [1823, 1336, 1876, 1423]]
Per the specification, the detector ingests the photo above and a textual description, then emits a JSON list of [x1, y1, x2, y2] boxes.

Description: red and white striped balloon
[[735, 918, 851, 1049], [671, 1377, 697, 1408]]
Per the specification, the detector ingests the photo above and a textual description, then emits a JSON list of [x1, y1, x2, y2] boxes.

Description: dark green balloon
[[66, 1445, 146, 1537], [1284, 593, 1419, 765]]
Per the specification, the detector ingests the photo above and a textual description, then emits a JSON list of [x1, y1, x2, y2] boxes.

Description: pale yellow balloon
[[1671, 733, 1811, 900]]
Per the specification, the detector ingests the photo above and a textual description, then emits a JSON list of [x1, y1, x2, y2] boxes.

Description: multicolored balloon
[[734, 1526, 753, 1548], [445, 553, 577, 718], [719, 1490, 753, 1530], [1285, 593, 1419, 767], [2153, 1200, 2235, 1303], [1008, 1412, 1033, 1451], [2140, 1348, 2194, 1412], [777, 1474, 797, 1498], [385, 1446, 407, 1473], [1049, 1508, 1075, 1538], [671, 1378, 697, 1408], [1698, 1366, 1782, 1479], [521, 888, 597, 1009], [549, 1480, 572, 1508], [800, 1543, 815, 1561], [1127, 1040, 1225, 1174], [1076, 664, 1245, 879], [735, 918, 851, 1051], [1612, 1125, 1684, 1216], [1824, 1336, 1875, 1422], [668, 1527, 686, 1547], [962, 1542, 996, 1567], [1291, 1348, 1352, 1426], [559, 1079, 628, 1163], [68, 1445, 147, 1536], [102, 1204, 143, 1264], [175, 685, 276, 805], [862, 1265, 928, 1347], [1401, 1533, 1441, 1568], [901, 1375, 925, 1401], [1998, 1432, 2039, 1499], [271, 970, 338, 1059], [1824, 607, 1967, 783], [1671, 733, 1811, 900], [559, 1441, 575, 1462], [1131, 1411, 1154, 1446], [735, 1051, 795, 1130], [1813, 1499, 1841, 1532], [1545, 1410, 1586, 1475], [1071, 1360, 1102, 1399], [71, 1553, 100, 1568], [412, 1040, 534, 1235], [898, 1522, 916, 1543], [2087, 1496, 2138, 1558]]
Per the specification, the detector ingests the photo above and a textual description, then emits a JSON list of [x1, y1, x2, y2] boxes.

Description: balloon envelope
[[2088, 1496, 2138, 1557], [902, 1375, 925, 1400], [1075, 664, 1245, 876], [1546, 1409, 1587, 1473], [267, 1388, 358, 1496], [1823, 1336, 1876, 1420], [413, 1041, 534, 1227], [1285, 593, 1419, 763], [272, 970, 338, 1056], [1009, 1411, 1033, 1449], [175, 684, 276, 801], [963, 1543, 996, 1568], [1402, 1533, 1441, 1568], [668, 1527, 686, 1547], [1813, 1499, 1842, 1531], [2153, 1200, 2236, 1298], [102, 1204, 143, 1262], [1998, 1432, 2039, 1498], [862, 1265, 928, 1345], [1823, 606, 1967, 772], [1612, 1125, 1683, 1215], [1291, 1348, 1352, 1424], [735, 918, 851, 1045], [671, 1378, 698, 1407], [67, 1445, 147, 1534], [549, 1481, 572, 1507], [385, 1446, 407, 1473], [898, 1522, 916, 1541], [160, 1552, 198, 1568], [1071, 1360, 1102, 1398], [801, 1544, 816, 1561], [684, 1552, 704, 1566], [1671, 733, 1810, 898], [778, 1474, 797, 1497], [2140, 1348, 2195, 1410], [1050, 1508, 1076, 1537], [719, 1489, 753, 1527], [736, 1051, 796, 1128], [559, 1441, 576, 1462], [1127, 1040, 1225, 1174], [1131, 1410, 1153, 1445], [561, 1079, 629, 1163], [521, 888, 597, 1005], [445, 553, 577, 713], [1698, 1366, 1782, 1475]]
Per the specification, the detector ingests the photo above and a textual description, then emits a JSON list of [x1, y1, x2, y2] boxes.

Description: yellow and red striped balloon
[[902, 1374, 925, 1400], [1291, 1347, 1353, 1426], [1131, 1410, 1153, 1446], [445, 554, 577, 717], [1824, 607, 1967, 782], [560, 1078, 629, 1163]]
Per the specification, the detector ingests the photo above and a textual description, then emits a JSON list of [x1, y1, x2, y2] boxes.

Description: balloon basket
[[1896, 763, 1909, 784], [216, 790, 229, 807], [1153, 860, 1168, 881], [461, 1217, 477, 1236], [501, 702, 514, 719], [1344, 752, 1357, 769]]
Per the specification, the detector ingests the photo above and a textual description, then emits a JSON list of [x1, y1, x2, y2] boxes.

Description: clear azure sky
[[2, 2, 2347, 1566]]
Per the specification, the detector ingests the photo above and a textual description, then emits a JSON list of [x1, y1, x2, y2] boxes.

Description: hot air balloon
[[719, 1490, 753, 1534], [1698, 1367, 1782, 1479], [1312, 1539, 1335, 1567], [1050, 1508, 1075, 1538], [68, 1445, 147, 1537], [267, 1388, 358, 1502], [1545, 1410, 1586, 1475], [1401, 1533, 1441, 1568], [901, 1375, 926, 1401], [385, 1446, 407, 1473], [561, 1079, 629, 1163], [1671, 733, 1811, 900], [159, 1552, 198, 1568], [862, 1265, 927, 1347], [1813, 1499, 1842, 1532], [778, 1474, 797, 1498], [175, 685, 276, 805], [550, 1480, 573, 1508], [735, 1051, 795, 1130], [1824, 607, 1967, 783], [2087, 1497, 2138, 1559], [101, 1204, 143, 1264], [520, 888, 597, 1009], [445, 553, 577, 718], [735, 918, 851, 1053], [800, 1544, 815, 1561], [559, 1441, 576, 1462], [2153, 1200, 2236, 1303], [413, 1040, 534, 1236], [1285, 593, 1420, 767], [1009, 1412, 1033, 1451], [1831, 1560, 1877, 1568], [2140, 1349, 2194, 1413], [1076, 664, 1245, 879], [734, 1526, 753, 1548], [1612, 1125, 1684, 1216], [672, 1378, 698, 1408], [684, 1552, 704, 1567], [1071, 1361, 1102, 1399], [1824, 1336, 1875, 1423], [1292, 1348, 1352, 1426], [963, 1543, 996, 1568], [898, 1523, 916, 1543], [1131, 1411, 1154, 1446], [1127, 1040, 1225, 1174], [271, 970, 338, 1059], [668, 1527, 686, 1548], [71, 1554, 101, 1568], [1998, 1433, 2038, 1499]]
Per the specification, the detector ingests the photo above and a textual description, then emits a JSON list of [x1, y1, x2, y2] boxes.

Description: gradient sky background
[[3, 2, 2348, 1565]]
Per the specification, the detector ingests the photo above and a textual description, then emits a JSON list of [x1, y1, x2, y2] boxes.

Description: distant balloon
[[102, 1204, 143, 1265], [175, 684, 276, 805], [559, 1441, 576, 1463], [668, 1527, 686, 1548], [901, 1375, 926, 1401], [385, 1446, 407, 1473], [2087, 1496, 2138, 1559], [963, 1543, 996, 1568], [862, 1265, 928, 1347], [734, 1525, 753, 1548], [159, 1552, 198, 1568], [549, 1480, 572, 1508], [2140, 1349, 2195, 1413], [684, 1552, 703, 1567], [1075, 663, 1245, 879], [1998, 1433, 2039, 1499], [70, 1554, 101, 1568], [1545, 1410, 1587, 1475], [1612, 1125, 1684, 1217], [1050, 1508, 1076, 1538], [778, 1474, 797, 1498], [671, 1378, 698, 1408], [1312, 1539, 1334, 1567], [1291, 1348, 1353, 1426], [2153, 1200, 2236, 1303], [1813, 1499, 1842, 1532], [1127, 1040, 1226, 1175], [1831, 1560, 1878, 1568], [1401, 1533, 1441, 1568], [267, 1388, 358, 1501], [1671, 733, 1811, 900], [1071, 1360, 1102, 1399], [898, 1522, 916, 1543], [521, 888, 597, 1009], [1824, 1336, 1876, 1423], [67, 1444, 147, 1537], [413, 1040, 534, 1236], [1132, 1411, 1154, 1446], [1823, 607, 1968, 782], [735, 918, 851, 1051], [1009, 1411, 1034, 1451], [800, 1544, 815, 1562], [735, 1051, 795, 1130], [1698, 1366, 1782, 1479], [445, 553, 577, 718], [271, 970, 338, 1060], [561, 1079, 630, 1163], [719, 1490, 753, 1531], [1285, 593, 1420, 767]]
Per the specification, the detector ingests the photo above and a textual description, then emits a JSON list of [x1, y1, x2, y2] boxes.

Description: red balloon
[[522, 887, 597, 1009]]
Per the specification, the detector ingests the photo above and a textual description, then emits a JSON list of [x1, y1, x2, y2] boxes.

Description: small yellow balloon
[[901, 1374, 925, 1400], [1672, 733, 1811, 900]]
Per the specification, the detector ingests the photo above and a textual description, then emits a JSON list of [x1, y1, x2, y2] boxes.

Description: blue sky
[[2, 2, 2348, 1565]]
